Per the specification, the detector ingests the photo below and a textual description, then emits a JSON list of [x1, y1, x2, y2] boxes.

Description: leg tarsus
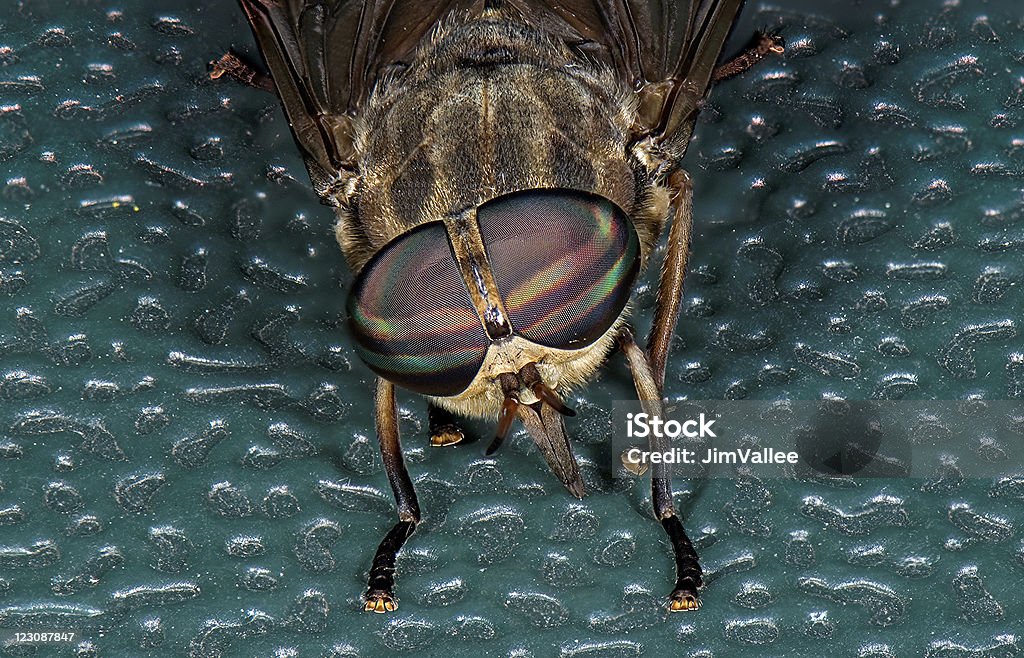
[[428, 403, 465, 447], [365, 519, 416, 613], [209, 52, 275, 92], [661, 514, 703, 611]]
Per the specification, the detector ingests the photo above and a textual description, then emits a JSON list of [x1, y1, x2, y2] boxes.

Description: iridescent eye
[[347, 222, 488, 396], [478, 189, 640, 350]]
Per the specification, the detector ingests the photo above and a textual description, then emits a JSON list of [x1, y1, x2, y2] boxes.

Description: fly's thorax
[[340, 13, 644, 273]]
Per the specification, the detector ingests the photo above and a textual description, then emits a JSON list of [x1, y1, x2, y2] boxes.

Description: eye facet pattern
[[478, 188, 640, 350], [347, 222, 488, 396]]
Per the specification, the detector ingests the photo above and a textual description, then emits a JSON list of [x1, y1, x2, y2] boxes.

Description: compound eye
[[478, 189, 640, 350], [347, 222, 488, 396]]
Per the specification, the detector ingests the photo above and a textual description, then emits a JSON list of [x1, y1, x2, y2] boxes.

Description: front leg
[[618, 327, 703, 611], [364, 379, 421, 613], [643, 23, 782, 386]]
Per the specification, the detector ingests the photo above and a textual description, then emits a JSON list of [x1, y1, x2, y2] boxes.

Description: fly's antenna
[[520, 363, 576, 417]]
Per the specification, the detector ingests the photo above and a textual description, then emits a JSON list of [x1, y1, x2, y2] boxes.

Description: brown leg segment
[[644, 32, 784, 383], [712, 32, 785, 83], [365, 379, 420, 613], [646, 169, 694, 392], [619, 327, 703, 611], [209, 52, 276, 92]]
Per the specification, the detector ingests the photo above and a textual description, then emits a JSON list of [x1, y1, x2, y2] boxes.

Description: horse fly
[[222, 0, 779, 613]]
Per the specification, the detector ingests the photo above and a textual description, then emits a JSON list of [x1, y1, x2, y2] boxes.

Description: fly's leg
[[619, 327, 702, 611], [209, 52, 275, 92], [646, 169, 694, 391], [712, 32, 785, 83], [365, 379, 421, 613], [657, 511, 703, 611], [640, 169, 703, 609], [428, 403, 465, 447], [634, 35, 783, 606]]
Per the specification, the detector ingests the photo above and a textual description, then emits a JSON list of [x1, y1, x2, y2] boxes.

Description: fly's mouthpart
[[488, 372, 522, 455], [531, 382, 576, 417], [488, 363, 576, 455]]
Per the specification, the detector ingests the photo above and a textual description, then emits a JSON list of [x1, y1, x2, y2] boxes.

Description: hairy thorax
[[337, 14, 653, 273]]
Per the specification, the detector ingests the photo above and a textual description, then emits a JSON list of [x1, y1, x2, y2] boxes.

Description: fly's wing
[[237, 0, 479, 199], [510, 0, 744, 151]]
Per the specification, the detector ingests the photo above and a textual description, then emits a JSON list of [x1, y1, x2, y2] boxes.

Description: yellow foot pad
[[209, 53, 244, 81], [669, 593, 701, 612], [620, 449, 649, 476], [364, 591, 398, 614], [430, 426, 464, 447]]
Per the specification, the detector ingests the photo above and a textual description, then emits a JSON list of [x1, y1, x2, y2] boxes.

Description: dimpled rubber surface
[[1, 1, 1023, 656]]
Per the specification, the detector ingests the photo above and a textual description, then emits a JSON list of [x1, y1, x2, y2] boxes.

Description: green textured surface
[[1, 1, 1023, 656]]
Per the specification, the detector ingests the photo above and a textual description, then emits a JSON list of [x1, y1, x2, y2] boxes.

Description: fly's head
[[345, 188, 641, 494]]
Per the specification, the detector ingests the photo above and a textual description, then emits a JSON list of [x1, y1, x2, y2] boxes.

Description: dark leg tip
[[659, 515, 703, 611], [430, 424, 464, 447], [669, 590, 701, 612], [364, 588, 398, 614], [669, 574, 702, 611]]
